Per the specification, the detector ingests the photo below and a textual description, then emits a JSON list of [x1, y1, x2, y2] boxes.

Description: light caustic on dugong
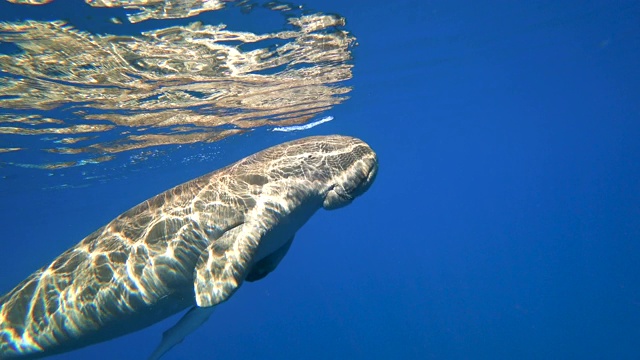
[[0, 135, 378, 359]]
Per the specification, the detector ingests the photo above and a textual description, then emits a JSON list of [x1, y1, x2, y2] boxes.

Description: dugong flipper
[[0, 135, 378, 359], [245, 236, 294, 282]]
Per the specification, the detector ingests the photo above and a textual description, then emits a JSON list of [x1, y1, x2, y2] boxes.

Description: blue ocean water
[[1, 1, 640, 359]]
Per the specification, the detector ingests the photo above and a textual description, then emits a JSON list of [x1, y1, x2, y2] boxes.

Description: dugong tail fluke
[[0, 135, 378, 359], [148, 306, 215, 360]]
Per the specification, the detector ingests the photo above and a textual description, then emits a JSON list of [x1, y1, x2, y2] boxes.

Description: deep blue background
[[1, 1, 640, 359]]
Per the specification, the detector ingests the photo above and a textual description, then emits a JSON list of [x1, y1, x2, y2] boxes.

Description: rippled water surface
[[2, 0, 355, 190]]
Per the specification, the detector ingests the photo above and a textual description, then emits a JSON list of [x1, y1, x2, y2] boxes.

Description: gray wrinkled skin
[[0, 135, 378, 359]]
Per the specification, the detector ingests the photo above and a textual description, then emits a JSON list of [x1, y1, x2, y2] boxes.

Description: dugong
[[0, 135, 378, 359]]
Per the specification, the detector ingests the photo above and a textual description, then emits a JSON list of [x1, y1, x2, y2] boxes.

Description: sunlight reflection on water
[[0, 0, 355, 185]]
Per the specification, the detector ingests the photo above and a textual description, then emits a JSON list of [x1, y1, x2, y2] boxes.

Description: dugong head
[[247, 135, 377, 209], [313, 136, 378, 210], [272, 135, 378, 210]]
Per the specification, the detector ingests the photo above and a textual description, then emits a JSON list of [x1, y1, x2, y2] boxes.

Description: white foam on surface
[[271, 116, 334, 132]]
